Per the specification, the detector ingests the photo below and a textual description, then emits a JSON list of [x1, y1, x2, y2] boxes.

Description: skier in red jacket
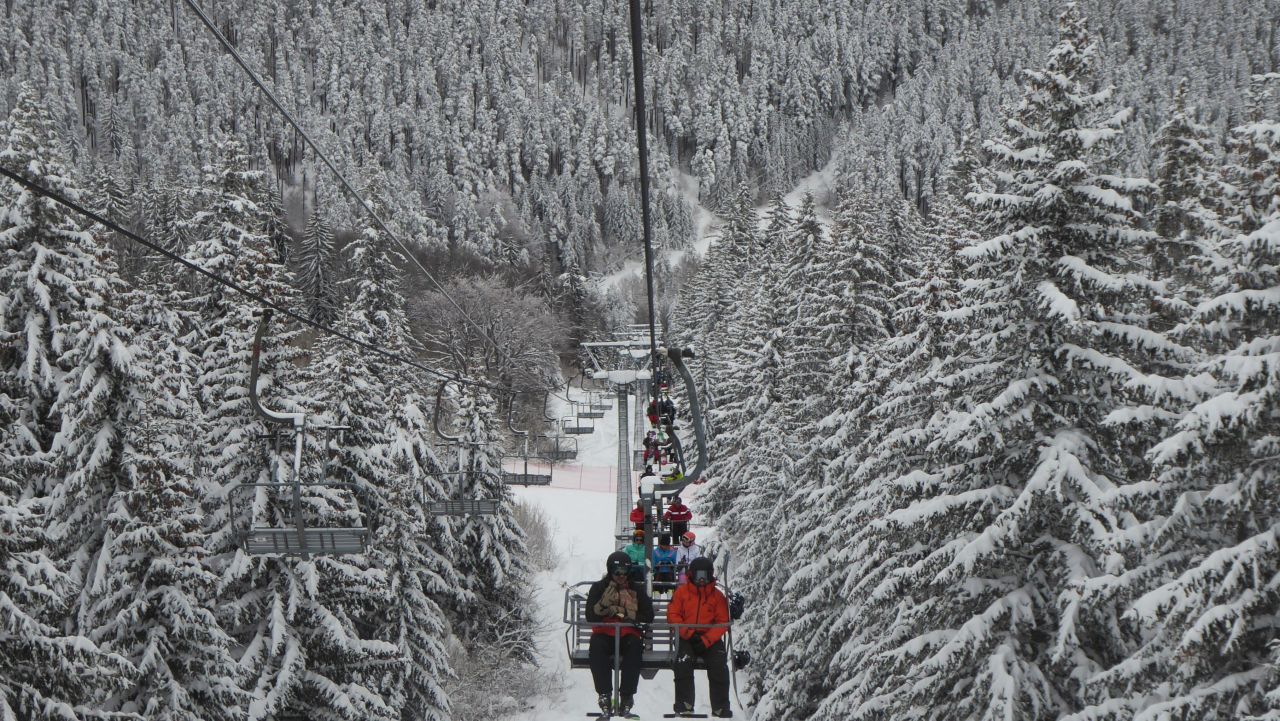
[[663, 496, 693, 540], [630, 500, 647, 530]]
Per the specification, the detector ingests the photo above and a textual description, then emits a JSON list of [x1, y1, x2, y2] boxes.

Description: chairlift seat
[[242, 526, 368, 555], [563, 416, 595, 435], [578, 410, 607, 419], [541, 448, 578, 460], [503, 471, 553, 486], [428, 499, 499, 516], [566, 595, 712, 673]]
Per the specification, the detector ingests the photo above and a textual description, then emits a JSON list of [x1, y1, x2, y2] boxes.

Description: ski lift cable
[[178, 0, 516, 376], [0, 164, 507, 394], [627, 0, 663, 427]]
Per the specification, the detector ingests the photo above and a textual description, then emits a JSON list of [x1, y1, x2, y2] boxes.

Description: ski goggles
[[691, 569, 712, 585]]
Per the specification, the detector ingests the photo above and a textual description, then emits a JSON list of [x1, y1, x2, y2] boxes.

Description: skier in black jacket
[[586, 551, 656, 716]]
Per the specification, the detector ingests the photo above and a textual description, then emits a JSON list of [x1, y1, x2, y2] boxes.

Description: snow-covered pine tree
[[296, 208, 339, 326], [1147, 77, 1226, 325], [1081, 74, 1280, 721], [312, 174, 458, 721], [767, 225, 969, 721], [1, 79, 149, 612], [261, 183, 291, 266], [449, 385, 534, 661], [704, 223, 796, 549], [0, 79, 138, 721], [184, 138, 397, 721], [802, 7, 1159, 719], [813, 188, 897, 360], [0, 469, 135, 721], [83, 356, 245, 721]]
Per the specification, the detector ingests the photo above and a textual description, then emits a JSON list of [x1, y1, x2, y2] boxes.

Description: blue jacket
[[652, 545, 678, 571]]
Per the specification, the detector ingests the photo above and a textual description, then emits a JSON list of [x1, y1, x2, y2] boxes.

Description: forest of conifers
[[2, 0, 1279, 719]]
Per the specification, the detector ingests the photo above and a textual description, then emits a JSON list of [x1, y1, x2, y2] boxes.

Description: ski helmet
[[606, 551, 631, 576], [688, 556, 714, 586], [681, 531, 696, 544]]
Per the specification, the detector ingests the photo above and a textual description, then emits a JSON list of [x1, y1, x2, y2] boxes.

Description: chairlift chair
[[646, 346, 708, 496], [586, 389, 613, 412], [562, 408, 596, 435], [576, 400, 607, 420], [563, 579, 736, 680], [537, 433, 578, 461], [538, 393, 579, 459], [500, 394, 552, 486], [229, 310, 369, 558]]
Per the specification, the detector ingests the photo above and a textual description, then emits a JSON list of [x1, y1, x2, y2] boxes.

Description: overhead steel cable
[[628, 0, 662, 421], [177, 0, 514, 373], [0, 163, 510, 394]]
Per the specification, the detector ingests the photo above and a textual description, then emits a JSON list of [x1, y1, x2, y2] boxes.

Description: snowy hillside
[[2, 1, 1278, 721]]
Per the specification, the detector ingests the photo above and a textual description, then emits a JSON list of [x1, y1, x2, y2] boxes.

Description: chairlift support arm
[[655, 346, 708, 492], [433, 380, 462, 443], [249, 310, 309, 553]]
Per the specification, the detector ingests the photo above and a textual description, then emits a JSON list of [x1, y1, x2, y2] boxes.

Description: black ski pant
[[589, 632, 643, 696], [674, 637, 730, 712]]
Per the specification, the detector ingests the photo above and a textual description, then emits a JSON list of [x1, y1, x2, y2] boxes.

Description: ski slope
[[505, 388, 740, 720]]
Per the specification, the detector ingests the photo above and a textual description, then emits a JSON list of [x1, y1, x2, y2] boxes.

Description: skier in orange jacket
[[666, 556, 732, 717]]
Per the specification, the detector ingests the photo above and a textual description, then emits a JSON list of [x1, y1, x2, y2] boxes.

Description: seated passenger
[[630, 500, 647, 530], [624, 530, 647, 583], [675, 531, 702, 584], [586, 551, 655, 716], [664, 496, 693, 540], [653, 533, 679, 589]]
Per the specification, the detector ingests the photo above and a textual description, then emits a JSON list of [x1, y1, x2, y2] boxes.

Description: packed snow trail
[[504, 388, 741, 720]]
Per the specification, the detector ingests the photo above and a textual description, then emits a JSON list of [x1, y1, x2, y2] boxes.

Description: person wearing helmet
[[652, 533, 679, 591], [667, 556, 732, 717], [674, 530, 701, 583], [585, 551, 655, 716], [663, 496, 693, 540], [623, 529, 649, 585], [624, 529, 648, 566]]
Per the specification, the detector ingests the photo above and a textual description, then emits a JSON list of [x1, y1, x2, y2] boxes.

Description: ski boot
[[617, 694, 635, 718], [711, 708, 734, 718], [598, 693, 613, 715], [671, 701, 697, 717]]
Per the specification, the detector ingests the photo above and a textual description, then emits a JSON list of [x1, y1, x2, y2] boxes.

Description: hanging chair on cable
[[229, 310, 369, 557], [501, 393, 552, 486], [537, 392, 579, 460]]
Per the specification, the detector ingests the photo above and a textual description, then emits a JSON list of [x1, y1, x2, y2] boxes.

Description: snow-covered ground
[[504, 386, 738, 720]]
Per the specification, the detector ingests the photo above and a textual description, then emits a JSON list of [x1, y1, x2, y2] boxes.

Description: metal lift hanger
[[229, 309, 369, 557]]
